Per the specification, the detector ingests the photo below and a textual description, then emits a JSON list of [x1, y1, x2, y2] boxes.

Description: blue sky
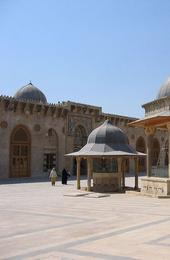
[[1, 0, 170, 118]]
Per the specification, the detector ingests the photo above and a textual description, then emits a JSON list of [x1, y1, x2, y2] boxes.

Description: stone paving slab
[[0, 177, 170, 259], [63, 192, 90, 197], [85, 193, 110, 198]]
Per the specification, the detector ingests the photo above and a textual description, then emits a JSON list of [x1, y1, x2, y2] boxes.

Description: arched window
[[10, 126, 31, 177]]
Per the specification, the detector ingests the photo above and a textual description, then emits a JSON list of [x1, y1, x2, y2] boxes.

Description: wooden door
[[10, 127, 30, 177]]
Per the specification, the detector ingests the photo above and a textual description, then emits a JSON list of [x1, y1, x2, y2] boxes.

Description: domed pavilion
[[67, 120, 145, 192], [129, 75, 170, 197]]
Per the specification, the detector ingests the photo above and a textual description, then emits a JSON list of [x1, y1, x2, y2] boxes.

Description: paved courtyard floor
[[0, 176, 170, 260]]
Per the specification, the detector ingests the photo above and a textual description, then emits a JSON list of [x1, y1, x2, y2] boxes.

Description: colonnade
[[145, 125, 170, 178]]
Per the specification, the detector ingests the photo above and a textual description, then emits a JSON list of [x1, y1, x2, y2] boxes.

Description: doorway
[[10, 126, 31, 177]]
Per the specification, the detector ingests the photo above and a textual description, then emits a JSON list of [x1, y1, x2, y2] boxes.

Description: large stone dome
[[14, 82, 47, 104], [157, 76, 170, 99]]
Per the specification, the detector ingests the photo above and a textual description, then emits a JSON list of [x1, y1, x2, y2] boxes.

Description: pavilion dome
[[157, 76, 170, 99], [14, 82, 47, 104], [88, 120, 129, 146], [67, 120, 140, 156]]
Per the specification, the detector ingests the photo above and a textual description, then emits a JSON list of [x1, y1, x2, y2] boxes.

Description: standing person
[[62, 168, 70, 185], [49, 168, 57, 186]]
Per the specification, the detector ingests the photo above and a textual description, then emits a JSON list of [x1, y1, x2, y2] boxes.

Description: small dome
[[14, 82, 47, 104], [157, 76, 170, 99], [66, 120, 143, 156], [88, 120, 129, 145], [86, 120, 135, 154]]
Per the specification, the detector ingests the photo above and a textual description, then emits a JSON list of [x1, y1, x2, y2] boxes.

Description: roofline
[[142, 96, 169, 108]]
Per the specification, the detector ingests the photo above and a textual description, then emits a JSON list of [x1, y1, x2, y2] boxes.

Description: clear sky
[[1, 0, 170, 118]]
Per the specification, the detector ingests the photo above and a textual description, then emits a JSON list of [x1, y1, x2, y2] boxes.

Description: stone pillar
[[134, 157, 139, 190], [144, 127, 155, 177], [87, 157, 92, 191], [166, 123, 170, 178], [121, 158, 125, 189], [118, 157, 122, 190], [129, 158, 135, 174], [76, 157, 81, 189]]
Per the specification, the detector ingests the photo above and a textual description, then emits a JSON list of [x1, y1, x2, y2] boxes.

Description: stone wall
[[141, 177, 170, 197]]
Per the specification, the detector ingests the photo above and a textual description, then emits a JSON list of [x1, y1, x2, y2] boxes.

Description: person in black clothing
[[62, 168, 70, 184]]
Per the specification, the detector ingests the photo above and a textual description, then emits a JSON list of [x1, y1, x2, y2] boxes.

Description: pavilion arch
[[73, 125, 88, 175], [165, 140, 169, 166], [136, 136, 146, 172], [152, 138, 160, 166], [43, 128, 59, 172], [10, 125, 31, 178]]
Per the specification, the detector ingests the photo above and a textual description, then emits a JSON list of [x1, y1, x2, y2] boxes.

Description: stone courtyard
[[0, 176, 170, 260]]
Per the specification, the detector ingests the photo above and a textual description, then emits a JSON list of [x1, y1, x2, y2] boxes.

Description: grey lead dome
[[157, 77, 170, 99], [81, 120, 137, 154], [88, 120, 129, 145], [14, 82, 47, 104]]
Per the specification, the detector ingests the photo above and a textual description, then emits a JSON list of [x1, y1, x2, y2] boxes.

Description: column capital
[[76, 157, 81, 163], [144, 126, 156, 136], [166, 123, 170, 131]]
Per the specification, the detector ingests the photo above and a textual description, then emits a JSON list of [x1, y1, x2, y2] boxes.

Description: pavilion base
[[93, 172, 121, 193], [141, 177, 170, 197]]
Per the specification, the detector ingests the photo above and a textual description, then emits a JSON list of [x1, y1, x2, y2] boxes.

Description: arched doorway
[[43, 128, 58, 173], [73, 125, 87, 175], [152, 138, 160, 166], [136, 136, 146, 172], [10, 126, 31, 177]]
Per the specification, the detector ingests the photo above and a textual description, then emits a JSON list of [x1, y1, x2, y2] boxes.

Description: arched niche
[[136, 136, 146, 172], [74, 125, 87, 151], [152, 138, 160, 166], [10, 125, 31, 177], [73, 125, 88, 175], [165, 140, 169, 166], [43, 128, 59, 172]]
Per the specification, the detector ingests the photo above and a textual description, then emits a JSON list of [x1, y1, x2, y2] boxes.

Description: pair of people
[[49, 168, 70, 186]]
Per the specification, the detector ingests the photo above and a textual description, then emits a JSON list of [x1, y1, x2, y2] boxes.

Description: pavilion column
[[76, 157, 81, 190], [121, 158, 126, 189], [166, 123, 170, 178], [118, 157, 122, 190], [87, 157, 92, 191], [134, 157, 139, 190], [145, 127, 155, 177]]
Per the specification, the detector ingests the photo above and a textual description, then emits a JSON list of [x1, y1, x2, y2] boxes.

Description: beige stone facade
[[0, 85, 166, 179]]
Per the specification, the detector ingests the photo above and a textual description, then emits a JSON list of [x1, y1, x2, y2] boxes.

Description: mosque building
[[0, 80, 167, 179]]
